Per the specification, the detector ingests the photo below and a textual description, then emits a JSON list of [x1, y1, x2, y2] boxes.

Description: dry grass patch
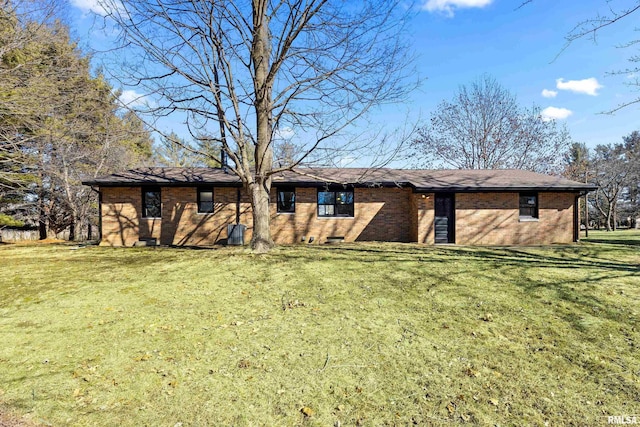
[[0, 231, 639, 425]]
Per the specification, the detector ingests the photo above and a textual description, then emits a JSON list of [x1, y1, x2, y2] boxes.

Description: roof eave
[[80, 180, 243, 187], [413, 186, 598, 193]]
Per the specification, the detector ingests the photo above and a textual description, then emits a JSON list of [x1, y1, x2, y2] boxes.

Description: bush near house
[[0, 231, 638, 425]]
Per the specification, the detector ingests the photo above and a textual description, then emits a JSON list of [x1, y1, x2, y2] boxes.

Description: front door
[[435, 193, 455, 244]]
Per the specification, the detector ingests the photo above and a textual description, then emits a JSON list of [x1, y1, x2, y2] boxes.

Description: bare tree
[[99, 0, 416, 252], [586, 132, 640, 231], [618, 131, 640, 227], [412, 75, 570, 172], [591, 144, 628, 231], [564, 142, 591, 234]]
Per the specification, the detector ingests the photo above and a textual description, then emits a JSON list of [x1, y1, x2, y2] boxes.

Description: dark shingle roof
[[82, 167, 596, 192], [84, 167, 241, 186]]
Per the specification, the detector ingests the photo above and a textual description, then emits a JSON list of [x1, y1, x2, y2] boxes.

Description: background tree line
[[0, 0, 344, 244], [565, 134, 640, 232], [3, 0, 638, 245], [0, 0, 152, 240]]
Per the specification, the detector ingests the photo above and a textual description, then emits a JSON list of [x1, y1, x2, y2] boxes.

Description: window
[[519, 192, 538, 219], [142, 187, 161, 218], [197, 188, 214, 213], [277, 187, 295, 213], [318, 189, 354, 217]]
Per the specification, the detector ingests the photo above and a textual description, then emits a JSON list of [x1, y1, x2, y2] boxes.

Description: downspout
[[574, 194, 580, 243], [584, 171, 589, 238], [236, 188, 241, 224], [584, 191, 589, 238], [90, 186, 102, 243]]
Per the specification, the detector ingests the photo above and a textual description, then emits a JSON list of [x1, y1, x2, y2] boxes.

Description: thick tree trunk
[[38, 193, 47, 240], [38, 218, 47, 240], [249, 0, 275, 252], [250, 180, 274, 252]]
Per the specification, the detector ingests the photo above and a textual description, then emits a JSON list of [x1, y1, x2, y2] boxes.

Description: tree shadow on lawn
[[584, 237, 640, 246], [447, 245, 639, 274], [282, 243, 639, 333], [291, 243, 638, 275]]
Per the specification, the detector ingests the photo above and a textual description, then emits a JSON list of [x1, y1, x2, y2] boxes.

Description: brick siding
[[455, 192, 576, 245], [270, 187, 412, 244], [100, 186, 577, 246], [410, 193, 435, 244]]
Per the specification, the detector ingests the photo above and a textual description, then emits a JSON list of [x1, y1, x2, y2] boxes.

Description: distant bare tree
[[564, 142, 591, 233], [591, 144, 629, 231], [99, 0, 417, 251], [412, 75, 570, 172], [619, 131, 640, 227]]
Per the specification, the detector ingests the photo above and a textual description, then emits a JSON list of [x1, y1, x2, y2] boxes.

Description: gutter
[[412, 186, 599, 193], [81, 177, 598, 194]]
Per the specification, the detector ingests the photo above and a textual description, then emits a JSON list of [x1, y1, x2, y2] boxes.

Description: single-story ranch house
[[82, 167, 596, 246]]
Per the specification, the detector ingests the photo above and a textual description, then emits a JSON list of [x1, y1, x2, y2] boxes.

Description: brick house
[[82, 167, 596, 246]]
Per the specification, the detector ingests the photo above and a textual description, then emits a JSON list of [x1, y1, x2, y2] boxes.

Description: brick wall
[[100, 186, 412, 246], [159, 187, 253, 246], [454, 192, 576, 245], [270, 187, 412, 244], [100, 186, 576, 246], [101, 187, 145, 246], [410, 193, 435, 244], [100, 187, 251, 246]]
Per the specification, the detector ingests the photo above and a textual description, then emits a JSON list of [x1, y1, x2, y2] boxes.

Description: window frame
[[197, 187, 215, 214], [276, 186, 296, 214], [519, 192, 538, 220], [317, 188, 354, 218], [142, 186, 162, 219]]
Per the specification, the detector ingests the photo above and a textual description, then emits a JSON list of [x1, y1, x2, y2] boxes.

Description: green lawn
[[1, 231, 639, 426]]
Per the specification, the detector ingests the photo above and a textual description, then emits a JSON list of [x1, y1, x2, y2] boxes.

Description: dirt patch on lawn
[[0, 410, 40, 427]]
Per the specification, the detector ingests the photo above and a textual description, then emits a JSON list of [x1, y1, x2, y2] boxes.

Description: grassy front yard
[[1, 231, 639, 425]]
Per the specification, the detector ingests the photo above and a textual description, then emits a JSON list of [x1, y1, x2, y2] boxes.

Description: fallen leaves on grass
[[482, 313, 494, 322]]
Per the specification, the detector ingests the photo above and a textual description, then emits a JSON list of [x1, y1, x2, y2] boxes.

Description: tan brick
[[454, 192, 575, 245], [99, 186, 577, 246]]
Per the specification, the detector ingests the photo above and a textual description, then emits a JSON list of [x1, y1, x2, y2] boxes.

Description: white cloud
[[422, 0, 493, 16], [70, 0, 123, 16], [556, 78, 603, 96], [118, 89, 146, 107], [541, 106, 573, 121], [541, 89, 557, 98], [70, 0, 105, 15], [338, 156, 356, 167], [275, 127, 295, 140]]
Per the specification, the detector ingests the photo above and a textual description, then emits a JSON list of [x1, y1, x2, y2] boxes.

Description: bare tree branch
[[98, 0, 419, 251], [412, 75, 570, 173]]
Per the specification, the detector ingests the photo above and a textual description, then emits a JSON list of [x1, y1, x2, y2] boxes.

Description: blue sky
[[67, 0, 640, 153]]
